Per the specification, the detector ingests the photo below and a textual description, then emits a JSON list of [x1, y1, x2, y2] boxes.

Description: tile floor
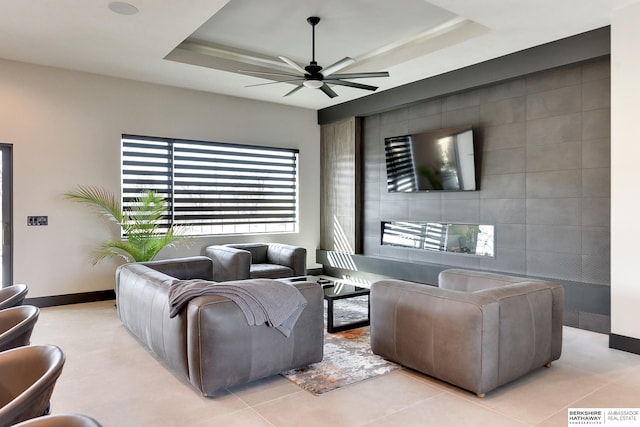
[[29, 300, 640, 427]]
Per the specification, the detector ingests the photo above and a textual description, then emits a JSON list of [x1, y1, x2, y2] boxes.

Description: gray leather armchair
[[0, 284, 28, 310], [0, 344, 66, 426], [0, 305, 40, 352], [205, 243, 306, 281], [370, 269, 563, 397]]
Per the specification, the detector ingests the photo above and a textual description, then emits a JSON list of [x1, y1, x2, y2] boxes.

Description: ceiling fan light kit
[[303, 80, 324, 89], [241, 16, 389, 98]]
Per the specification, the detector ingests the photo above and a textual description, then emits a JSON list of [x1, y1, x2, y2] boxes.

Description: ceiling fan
[[241, 16, 390, 98]]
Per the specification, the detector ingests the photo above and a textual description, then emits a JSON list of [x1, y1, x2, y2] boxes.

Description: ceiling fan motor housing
[[305, 63, 323, 78]]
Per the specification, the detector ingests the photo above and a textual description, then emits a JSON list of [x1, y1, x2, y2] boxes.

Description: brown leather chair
[[0, 305, 40, 352], [0, 284, 28, 310], [0, 345, 66, 426], [11, 414, 104, 427]]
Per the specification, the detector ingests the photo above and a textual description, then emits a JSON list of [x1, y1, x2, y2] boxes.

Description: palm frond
[[65, 185, 124, 224], [66, 185, 186, 264]]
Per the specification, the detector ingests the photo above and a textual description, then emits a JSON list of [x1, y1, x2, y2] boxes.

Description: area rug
[[280, 296, 400, 395]]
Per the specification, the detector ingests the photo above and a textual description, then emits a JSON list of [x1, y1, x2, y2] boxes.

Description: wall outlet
[[27, 216, 48, 226]]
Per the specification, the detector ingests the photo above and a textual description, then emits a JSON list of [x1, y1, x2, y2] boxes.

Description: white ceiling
[[0, 0, 625, 111]]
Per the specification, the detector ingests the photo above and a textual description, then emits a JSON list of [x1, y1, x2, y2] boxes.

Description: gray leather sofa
[[204, 243, 306, 281], [370, 269, 564, 397], [115, 256, 323, 397]]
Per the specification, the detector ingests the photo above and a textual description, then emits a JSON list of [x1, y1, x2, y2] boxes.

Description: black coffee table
[[322, 281, 370, 333]]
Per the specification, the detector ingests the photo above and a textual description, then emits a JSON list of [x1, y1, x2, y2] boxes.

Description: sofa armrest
[[371, 279, 500, 395], [439, 269, 564, 361], [185, 281, 324, 396], [204, 245, 251, 281], [477, 281, 564, 363], [115, 264, 190, 381], [474, 281, 562, 383], [266, 244, 307, 276]]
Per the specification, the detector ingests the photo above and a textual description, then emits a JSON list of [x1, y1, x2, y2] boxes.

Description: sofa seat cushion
[[250, 264, 294, 279]]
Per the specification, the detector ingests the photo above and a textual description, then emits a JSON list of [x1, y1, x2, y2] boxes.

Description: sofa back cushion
[[116, 264, 190, 382], [142, 256, 213, 281], [439, 269, 532, 292], [227, 243, 268, 264]]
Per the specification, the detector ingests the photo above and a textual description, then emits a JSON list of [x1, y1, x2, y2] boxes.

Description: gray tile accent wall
[[360, 57, 611, 333]]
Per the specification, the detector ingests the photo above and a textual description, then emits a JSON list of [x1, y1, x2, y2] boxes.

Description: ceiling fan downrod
[[304, 16, 323, 87], [307, 16, 320, 66]]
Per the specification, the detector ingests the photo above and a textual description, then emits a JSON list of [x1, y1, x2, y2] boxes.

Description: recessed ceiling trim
[[169, 15, 490, 83], [176, 39, 290, 72], [348, 17, 490, 72], [356, 17, 471, 62]]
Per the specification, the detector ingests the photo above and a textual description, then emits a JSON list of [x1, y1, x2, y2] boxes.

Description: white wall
[[611, 1, 640, 339], [0, 59, 320, 298]]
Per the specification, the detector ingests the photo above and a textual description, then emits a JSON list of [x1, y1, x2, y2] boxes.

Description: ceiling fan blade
[[321, 57, 356, 77], [325, 79, 379, 91], [279, 56, 308, 75], [239, 69, 302, 78], [329, 71, 390, 79], [246, 79, 305, 88], [284, 84, 304, 97], [320, 84, 338, 98]]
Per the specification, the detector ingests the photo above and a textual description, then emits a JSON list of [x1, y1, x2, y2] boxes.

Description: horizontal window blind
[[122, 135, 299, 236]]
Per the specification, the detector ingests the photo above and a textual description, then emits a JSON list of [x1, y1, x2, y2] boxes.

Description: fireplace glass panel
[[381, 221, 495, 257]]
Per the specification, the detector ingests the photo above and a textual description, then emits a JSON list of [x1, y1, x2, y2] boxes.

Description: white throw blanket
[[168, 278, 308, 337]]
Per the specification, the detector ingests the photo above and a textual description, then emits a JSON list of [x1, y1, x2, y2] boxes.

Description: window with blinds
[[121, 135, 299, 236]]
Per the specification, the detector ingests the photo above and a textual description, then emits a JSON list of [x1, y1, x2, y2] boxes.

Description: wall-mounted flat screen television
[[385, 125, 476, 192]]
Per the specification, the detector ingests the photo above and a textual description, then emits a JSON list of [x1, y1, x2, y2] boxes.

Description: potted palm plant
[[65, 185, 185, 264]]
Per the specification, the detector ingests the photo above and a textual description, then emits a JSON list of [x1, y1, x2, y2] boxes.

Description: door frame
[[1, 144, 13, 287]]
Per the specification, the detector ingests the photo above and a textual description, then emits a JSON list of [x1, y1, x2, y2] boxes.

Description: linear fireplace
[[381, 221, 495, 257]]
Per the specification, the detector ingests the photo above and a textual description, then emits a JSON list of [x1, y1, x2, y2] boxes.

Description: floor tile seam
[[556, 361, 630, 386], [358, 392, 446, 427], [473, 363, 620, 426], [601, 362, 640, 384], [576, 372, 634, 410], [535, 405, 571, 426], [532, 381, 613, 427], [444, 389, 535, 426], [598, 371, 640, 392], [399, 366, 601, 424], [245, 388, 308, 409], [250, 406, 278, 427], [182, 406, 277, 427]]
